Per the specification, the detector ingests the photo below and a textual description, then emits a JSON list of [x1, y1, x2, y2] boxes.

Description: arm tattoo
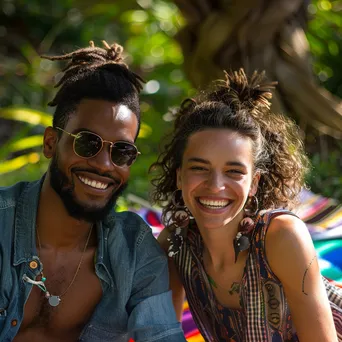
[[302, 255, 317, 295]]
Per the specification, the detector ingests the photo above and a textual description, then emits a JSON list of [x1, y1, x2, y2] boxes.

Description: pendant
[[48, 295, 61, 307], [228, 282, 241, 295], [233, 233, 250, 263]]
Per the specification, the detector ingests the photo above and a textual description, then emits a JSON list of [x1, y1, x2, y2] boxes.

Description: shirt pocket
[[79, 324, 129, 342]]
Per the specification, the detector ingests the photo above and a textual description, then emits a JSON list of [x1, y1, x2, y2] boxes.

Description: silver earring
[[167, 189, 190, 257], [233, 195, 259, 263], [243, 195, 259, 217], [171, 189, 186, 209]]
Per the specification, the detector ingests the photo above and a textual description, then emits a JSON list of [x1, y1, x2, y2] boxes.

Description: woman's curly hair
[[150, 69, 310, 223]]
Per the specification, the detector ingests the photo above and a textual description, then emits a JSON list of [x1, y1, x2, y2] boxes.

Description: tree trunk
[[173, 0, 342, 138]]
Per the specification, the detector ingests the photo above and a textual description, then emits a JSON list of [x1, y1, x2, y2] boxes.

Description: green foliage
[[304, 1, 342, 201], [0, 0, 341, 203], [307, 0, 342, 97], [0, 0, 193, 202], [307, 141, 342, 201], [0, 108, 49, 174], [299, 0, 342, 201]]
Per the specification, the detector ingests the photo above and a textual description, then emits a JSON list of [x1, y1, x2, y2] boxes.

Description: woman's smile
[[196, 196, 232, 211], [177, 128, 257, 230]]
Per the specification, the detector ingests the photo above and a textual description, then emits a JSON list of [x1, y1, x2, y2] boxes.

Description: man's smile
[[73, 170, 119, 191], [77, 175, 110, 190]]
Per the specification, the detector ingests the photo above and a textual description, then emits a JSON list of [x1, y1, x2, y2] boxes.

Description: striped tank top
[[172, 210, 342, 341]]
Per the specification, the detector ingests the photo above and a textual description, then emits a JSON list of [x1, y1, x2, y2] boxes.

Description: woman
[[151, 69, 342, 341]]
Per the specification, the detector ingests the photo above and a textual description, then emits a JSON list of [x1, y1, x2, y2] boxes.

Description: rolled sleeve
[[126, 228, 186, 342], [128, 291, 186, 341]]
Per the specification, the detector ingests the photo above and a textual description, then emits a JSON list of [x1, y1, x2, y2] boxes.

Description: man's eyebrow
[[72, 128, 96, 134], [187, 157, 247, 168], [71, 128, 135, 144]]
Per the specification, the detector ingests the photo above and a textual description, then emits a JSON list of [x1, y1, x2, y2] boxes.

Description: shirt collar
[[12, 175, 116, 287], [94, 217, 116, 288], [13, 177, 43, 266]]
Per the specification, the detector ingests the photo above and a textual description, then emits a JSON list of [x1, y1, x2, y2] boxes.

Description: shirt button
[[11, 319, 18, 327], [29, 261, 38, 269]]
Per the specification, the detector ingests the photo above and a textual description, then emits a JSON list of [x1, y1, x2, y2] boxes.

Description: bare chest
[[15, 250, 102, 341]]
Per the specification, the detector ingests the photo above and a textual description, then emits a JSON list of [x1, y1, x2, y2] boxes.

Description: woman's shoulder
[[264, 211, 317, 284], [265, 212, 309, 246], [254, 210, 304, 241]]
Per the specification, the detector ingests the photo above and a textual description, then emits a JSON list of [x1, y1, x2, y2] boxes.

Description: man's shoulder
[[0, 181, 31, 209], [106, 210, 149, 228], [105, 210, 154, 245]]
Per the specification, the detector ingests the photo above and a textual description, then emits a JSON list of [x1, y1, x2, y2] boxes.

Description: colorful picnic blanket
[[134, 190, 342, 341]]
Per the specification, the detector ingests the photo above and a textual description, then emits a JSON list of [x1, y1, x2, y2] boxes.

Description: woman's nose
[[206, 172, 226, 192]]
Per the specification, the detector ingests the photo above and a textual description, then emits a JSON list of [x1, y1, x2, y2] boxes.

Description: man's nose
[[87, 143, 115, 173]]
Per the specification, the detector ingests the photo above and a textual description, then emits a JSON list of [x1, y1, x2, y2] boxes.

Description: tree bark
[[173, 0, 342, 138]]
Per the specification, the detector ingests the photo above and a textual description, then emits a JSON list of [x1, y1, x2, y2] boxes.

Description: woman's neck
[[197, 212, 244, 270]]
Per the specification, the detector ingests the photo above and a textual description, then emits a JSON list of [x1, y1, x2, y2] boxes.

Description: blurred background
[[0, 0, 342, 206], [1, 1, 341, 339]]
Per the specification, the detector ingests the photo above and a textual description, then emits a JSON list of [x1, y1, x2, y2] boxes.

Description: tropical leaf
[[7, 135, 44, 153], [0, 108, 52, 127], [0, 152, 41, 174], [0, 126, 32, 160], [138, 122, 152, 138]]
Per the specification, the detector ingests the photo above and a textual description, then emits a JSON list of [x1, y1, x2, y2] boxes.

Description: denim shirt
[[0, 179, 185, 342]]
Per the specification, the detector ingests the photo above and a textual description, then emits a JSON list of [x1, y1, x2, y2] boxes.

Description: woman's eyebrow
[[187, 157, 210, 164], [187, 157, 247, 168]]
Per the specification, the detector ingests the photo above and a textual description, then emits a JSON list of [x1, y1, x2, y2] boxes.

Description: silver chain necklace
[[34, 226, 93, 307]]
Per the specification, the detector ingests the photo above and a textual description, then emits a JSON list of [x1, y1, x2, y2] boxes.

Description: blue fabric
[[0, 178, 185, 342]]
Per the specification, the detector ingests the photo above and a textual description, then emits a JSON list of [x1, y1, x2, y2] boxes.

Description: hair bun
[[216, 68, 277, 114]]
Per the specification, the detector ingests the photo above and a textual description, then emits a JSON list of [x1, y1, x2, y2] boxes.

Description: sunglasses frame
[[55, 127, 140, 167]]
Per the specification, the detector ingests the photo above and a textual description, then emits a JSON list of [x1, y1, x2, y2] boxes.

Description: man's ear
[[176, 168, 182, 190], [249, 171, 261, 196], [43, 126, 58, 159]]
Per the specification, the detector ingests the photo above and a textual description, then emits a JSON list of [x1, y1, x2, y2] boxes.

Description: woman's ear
[[249, 172, 261, 196], [43, 127, 58, 159], [176, 168, 182, 190]]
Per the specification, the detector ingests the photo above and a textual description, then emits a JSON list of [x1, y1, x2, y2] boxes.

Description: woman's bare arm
[[266, 215, 338, 342], [158, 228, 186, 321]]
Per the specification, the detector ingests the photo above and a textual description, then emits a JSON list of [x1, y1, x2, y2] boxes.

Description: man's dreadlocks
[[42, 40, 145, 137]]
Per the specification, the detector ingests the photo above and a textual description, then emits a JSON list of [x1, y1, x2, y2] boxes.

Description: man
[[0, 41, 186, 342]]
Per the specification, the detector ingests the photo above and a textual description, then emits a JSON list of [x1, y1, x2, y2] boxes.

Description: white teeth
[[78, 176, 109, 190], [198, 198, 229, 208]]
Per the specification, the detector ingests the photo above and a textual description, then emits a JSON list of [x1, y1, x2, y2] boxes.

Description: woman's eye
[[227, 169, 243, 174], [190, 166, 207, 171]]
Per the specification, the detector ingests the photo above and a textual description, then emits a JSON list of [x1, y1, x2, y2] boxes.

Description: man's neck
[[36, 175, 93, 250]]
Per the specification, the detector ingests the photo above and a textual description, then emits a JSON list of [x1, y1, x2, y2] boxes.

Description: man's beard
[[49, 155, 127, 223]]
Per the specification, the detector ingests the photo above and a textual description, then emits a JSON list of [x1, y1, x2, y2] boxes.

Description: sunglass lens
[[74, 132, 102, 158], [111, 142, 138, 166]]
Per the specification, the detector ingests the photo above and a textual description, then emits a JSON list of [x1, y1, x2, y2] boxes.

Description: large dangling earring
[[233, 195, 259, 263], [167, 189, 190, 257], [243, 195, 259, 217]]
